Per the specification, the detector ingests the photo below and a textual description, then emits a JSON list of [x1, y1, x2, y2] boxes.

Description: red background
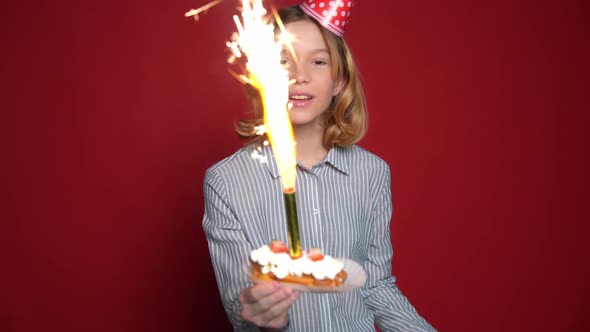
[[3, 0, 589, 331]]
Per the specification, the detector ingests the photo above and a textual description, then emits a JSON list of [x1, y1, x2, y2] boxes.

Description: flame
[[230, 0, 296, 193]]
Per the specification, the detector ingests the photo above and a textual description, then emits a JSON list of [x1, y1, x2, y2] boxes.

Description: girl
[[203, 3, 436, 331]]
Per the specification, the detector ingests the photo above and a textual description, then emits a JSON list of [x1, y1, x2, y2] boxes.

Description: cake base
[[251, 262, 348, 288]]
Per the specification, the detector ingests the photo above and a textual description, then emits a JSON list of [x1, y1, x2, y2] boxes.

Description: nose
[[292, 63, 310, 84]]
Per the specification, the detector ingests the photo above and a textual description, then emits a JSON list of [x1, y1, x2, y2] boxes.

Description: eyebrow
[[310, 48, 330, 54], [281, 48, 330, 56]]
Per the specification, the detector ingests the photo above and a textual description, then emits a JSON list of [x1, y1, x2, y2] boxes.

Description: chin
[[289, 120, 311, 127], [289, 112, 325, 126], [288, 113, 308, 125], [290, 117, 324, 129]]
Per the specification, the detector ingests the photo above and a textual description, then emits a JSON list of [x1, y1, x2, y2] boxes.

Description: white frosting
[[250, 245, 344, 280]]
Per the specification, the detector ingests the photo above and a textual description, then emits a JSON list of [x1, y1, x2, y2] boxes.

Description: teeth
[[290, 95, 311, 100]]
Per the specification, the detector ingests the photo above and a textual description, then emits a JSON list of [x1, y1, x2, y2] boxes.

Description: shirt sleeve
[[360, 164, 437, 332], [202, 168, 261, 331]]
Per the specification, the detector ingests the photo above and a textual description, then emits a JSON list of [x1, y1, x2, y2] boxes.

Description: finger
[[240, 288, 300, 327], [242, 282, 282, 304], [264, 313, 290, 330], [251, 284, 293, 312], [244, 284, 296, 319], [262, 288, 300, 319]]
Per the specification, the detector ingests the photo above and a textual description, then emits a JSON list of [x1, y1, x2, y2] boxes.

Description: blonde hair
[[235, 5, 367, 149]]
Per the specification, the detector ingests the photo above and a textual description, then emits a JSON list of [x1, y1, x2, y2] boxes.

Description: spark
[[185, 0, 224, 22], [254, 124, 267, 135]]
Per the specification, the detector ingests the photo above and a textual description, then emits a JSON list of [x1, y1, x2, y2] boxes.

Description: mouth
[[288, 94, 313, 108], [289, 94, 313, 101]]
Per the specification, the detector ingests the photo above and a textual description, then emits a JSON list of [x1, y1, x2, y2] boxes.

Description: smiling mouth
[[290, 95, 312, 100]]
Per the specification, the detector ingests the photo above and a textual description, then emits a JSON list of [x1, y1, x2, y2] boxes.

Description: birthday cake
[[249, 240, 347, 287]]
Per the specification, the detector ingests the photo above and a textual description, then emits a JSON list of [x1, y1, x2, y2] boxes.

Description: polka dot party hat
[[299, 0, 354, 37]]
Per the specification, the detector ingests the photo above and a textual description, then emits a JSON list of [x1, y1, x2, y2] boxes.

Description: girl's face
[[281, 20, 343, 130]]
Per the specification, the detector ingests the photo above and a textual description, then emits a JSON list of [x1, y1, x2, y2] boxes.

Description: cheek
[[327, 82, 340, 97], [317, 92, 334, 112], [317, 75, 338, 94]]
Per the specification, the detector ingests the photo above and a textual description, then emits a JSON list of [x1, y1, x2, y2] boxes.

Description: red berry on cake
[[307, 248, 325, 261], [269, 240, 289, 254]]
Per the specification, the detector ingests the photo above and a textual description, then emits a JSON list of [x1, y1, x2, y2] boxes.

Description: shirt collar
[[325, 146, 350, 174], [262, 144, 350, 179]]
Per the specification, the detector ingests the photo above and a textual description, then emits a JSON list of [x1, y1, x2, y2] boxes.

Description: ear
[[333, 78, 346, 96]]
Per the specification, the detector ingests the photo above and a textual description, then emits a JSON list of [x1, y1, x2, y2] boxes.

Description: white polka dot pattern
[[299, 0, 354, 37]]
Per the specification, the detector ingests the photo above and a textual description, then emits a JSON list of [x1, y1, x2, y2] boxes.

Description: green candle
[[283, 190, 301, 258]]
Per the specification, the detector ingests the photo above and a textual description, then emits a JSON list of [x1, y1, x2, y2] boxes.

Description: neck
[[293, 123, 328, 168]]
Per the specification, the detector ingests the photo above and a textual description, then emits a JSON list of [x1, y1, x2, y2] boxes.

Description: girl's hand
[[239, 282, 300, 330]]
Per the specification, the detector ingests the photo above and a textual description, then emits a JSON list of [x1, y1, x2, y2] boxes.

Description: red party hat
[[299, 0, 354, 37]]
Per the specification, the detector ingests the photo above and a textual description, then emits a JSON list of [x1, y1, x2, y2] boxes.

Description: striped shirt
[[203, 143, 436, 332]]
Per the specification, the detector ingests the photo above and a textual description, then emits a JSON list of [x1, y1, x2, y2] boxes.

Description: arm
[[203, 168, 298, 331], [360, 165, 436, 332]]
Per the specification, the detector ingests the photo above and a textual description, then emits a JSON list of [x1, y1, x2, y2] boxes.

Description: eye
[[280, 57, 293, 67], [313, 59, 328, 66]]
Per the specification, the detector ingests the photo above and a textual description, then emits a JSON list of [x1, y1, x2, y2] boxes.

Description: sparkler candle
[[229, 0, 302, 258]]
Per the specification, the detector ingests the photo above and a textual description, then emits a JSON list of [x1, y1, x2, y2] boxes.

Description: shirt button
[[313, 209, 319, 215]]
